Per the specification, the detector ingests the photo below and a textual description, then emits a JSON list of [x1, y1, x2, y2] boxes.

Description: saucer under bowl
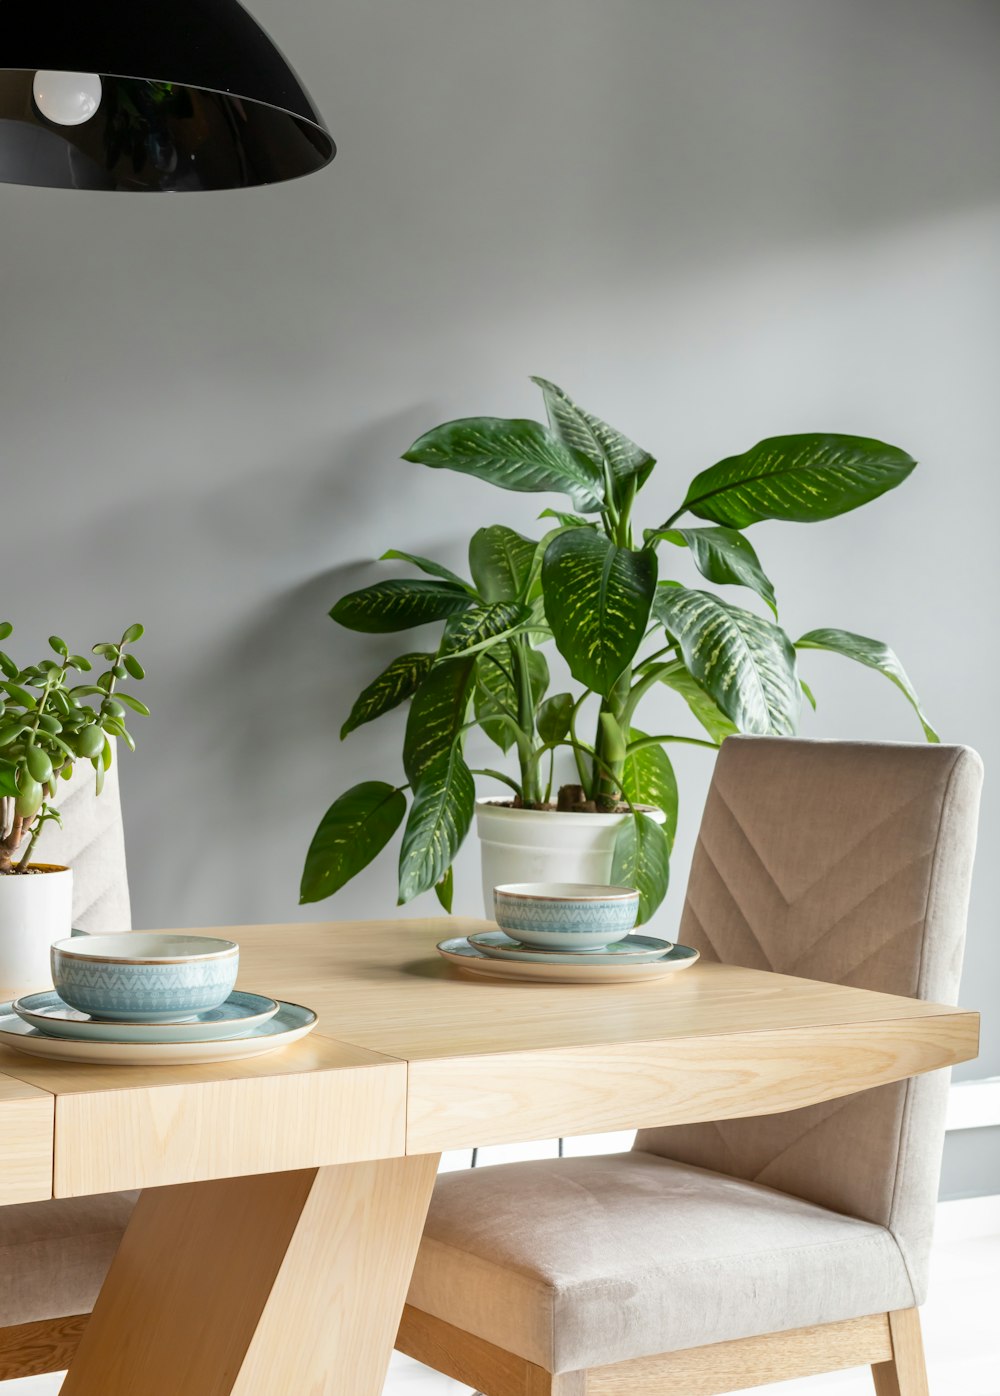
[[50, 933, 240, 1022], [493, 882, 640, 950]]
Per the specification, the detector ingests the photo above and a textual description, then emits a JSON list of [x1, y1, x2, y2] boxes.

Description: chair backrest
[[635, 736, 982, 1302], [42, 756, 132, 934]]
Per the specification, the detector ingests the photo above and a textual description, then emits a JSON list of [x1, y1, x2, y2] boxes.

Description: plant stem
[[623, 660, 677, 726], [512, 637, 543, 805], [633, 644, 676, 674], [568, 695, 593, 796], [625, 733, 718, 754], [592, 669, 631, 810], [471, 768, 522, 797], [16, 813, 45, 871]]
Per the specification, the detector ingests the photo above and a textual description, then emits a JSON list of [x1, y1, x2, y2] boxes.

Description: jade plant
[[0, 623, 148, 873], [301, 378, 935, 919]]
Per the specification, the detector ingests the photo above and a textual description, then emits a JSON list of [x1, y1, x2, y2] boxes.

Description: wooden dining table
[[0, 918, 979, 1395]]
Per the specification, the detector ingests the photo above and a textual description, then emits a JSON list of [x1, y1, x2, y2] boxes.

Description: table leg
[[60, 1152, 440, 1396]]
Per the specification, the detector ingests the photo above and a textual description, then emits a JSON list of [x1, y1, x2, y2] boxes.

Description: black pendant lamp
[[0, 0, 335, 191]]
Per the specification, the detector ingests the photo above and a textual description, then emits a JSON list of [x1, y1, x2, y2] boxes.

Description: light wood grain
[[0, 919, 974, 1182], [400, 1306, 891, 1396], [588, 1314, 891, 1393], [234, 1153, 439, 1396], [0, 1036, 405, 1196], [13, 918, 967, 1160], [0, 1313, 87, 1381], [871, 1308, 930, 1396], [398, 1305, 585, 1396], [216, 921, 981, 1065], [405, 1015, 976, 1152], [0, 1074, 53, 1203], [62, 1153, 439, 1396]]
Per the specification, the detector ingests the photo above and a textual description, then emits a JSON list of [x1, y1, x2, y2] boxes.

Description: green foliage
[[795, 628, 939, 742], [541, 530, 657, 696], [652, 526, 777, 616], [330, 580, 472, 633], [674, 433, 916, 529], [652, 588, 799, 735], [621, 730, 678, 851], [0, 624, 148, 872], [300, 782, 406, 904], [610, 810, 671, 925], [468, 526, 537, 602], [398, 748, 475, 904], [341, 654, 434, 739], [304, 377, 932, 920], [404, 418, 605, 512]]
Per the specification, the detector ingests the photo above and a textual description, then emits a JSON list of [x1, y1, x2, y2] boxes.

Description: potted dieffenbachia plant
[[0, 623, 148, 992], [301, 379, 935, 922]]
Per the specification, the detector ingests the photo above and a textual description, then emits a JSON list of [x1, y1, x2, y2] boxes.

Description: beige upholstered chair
[[399, 737, 984, 1396], [0, 758, 136, 1382]]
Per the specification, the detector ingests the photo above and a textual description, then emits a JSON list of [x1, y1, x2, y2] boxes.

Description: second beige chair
[[399, 737, 983, 1396], [0, 759, 136, 1382]]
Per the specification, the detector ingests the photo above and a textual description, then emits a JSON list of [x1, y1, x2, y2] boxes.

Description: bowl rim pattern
[[494, 882, 639, 904], [51, 934, 239, 966]]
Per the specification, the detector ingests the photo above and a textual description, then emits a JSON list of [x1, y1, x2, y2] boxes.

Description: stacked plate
[[437, 883, 699, 984], [0, 933, 317, 1065]]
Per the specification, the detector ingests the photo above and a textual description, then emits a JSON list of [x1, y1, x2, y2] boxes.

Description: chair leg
[[871, 1309, 930, 1396]]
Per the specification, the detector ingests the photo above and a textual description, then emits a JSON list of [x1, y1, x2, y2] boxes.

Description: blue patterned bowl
[[50, 934, 239, 1022], [493, 883, 640, 951]]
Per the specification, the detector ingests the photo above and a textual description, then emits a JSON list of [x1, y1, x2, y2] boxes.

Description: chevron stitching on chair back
[[42, 754, 131, 935], [636, 736, 982, 1302]]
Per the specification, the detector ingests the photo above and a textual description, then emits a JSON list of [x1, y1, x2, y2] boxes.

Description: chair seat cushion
[[406, 1151, 915, 1373], [0, 1191, 136, 1327]]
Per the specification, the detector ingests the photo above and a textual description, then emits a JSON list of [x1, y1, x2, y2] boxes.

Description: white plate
[[0, 1000, 317, 1065], [11, 990, 280, 1043], [437, 937, 699, 983], [467, 931, 674, 964]]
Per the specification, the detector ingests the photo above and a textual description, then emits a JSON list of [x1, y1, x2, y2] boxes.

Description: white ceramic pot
[[476, 798, 665, 916], [0, 864, 73, 1000]]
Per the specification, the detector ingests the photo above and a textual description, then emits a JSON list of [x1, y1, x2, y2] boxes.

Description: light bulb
[[32, 71, 103, 127]]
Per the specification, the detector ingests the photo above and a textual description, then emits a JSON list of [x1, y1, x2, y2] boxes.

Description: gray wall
[[1, 1, 996, 1189]]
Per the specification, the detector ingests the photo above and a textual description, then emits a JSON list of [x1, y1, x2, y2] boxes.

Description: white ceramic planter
[[476, 798, 665, 916], [0, 864, 73, 999]]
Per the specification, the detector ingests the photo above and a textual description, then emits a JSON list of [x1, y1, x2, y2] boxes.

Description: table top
[[0, 919, 979, 1199]]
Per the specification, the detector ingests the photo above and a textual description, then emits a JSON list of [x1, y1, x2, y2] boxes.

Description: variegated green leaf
[[469, 526, 537, 602], [796, 628, 939, 741], [379, 549, 474, 591], [622, 729, 678, 851], [403, 656, 476, 784], [340, 653, 434, 739], [610, 811, 670, 924], [538, 508, 594, 529], [655, 659, 738, 744], [675, 434, 916, 528], [475, 643, 548, 752], [398, 748, 475, 904], [652, 526, 777, 616], [435, 865, 454, 913], [441, 602, 529, 658], [403, 417, 605, 512], [531, 377, 655, 493], [542, 529, 657, 696], [536, 692, 574, 744], [405, 418, 606, 519], [300, 781, 406, 904], [653, 587, 800, 735], [331, 580, 473, 633]]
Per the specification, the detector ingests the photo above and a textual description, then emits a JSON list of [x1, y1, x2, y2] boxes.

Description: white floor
[[8, 1193, 998, 1396]]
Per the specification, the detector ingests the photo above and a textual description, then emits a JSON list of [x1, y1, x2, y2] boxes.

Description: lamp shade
[[0, 0, 335, 191]]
